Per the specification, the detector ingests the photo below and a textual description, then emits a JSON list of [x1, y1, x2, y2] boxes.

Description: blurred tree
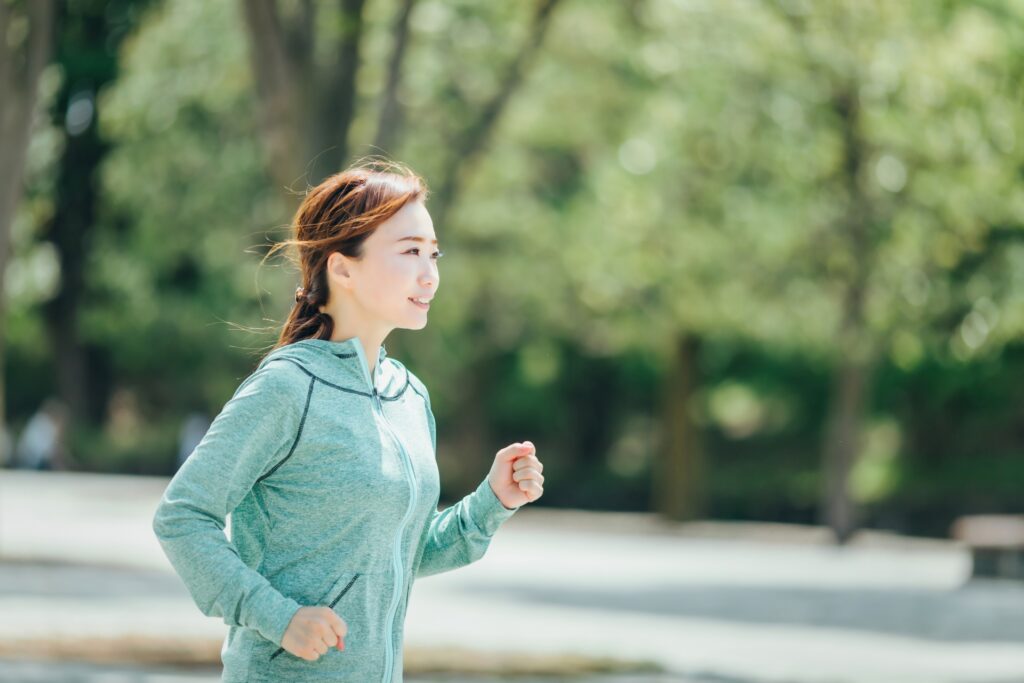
[[97, 0, 279, 411], [444, 0, 1024, 533], [240, 0, 366, 189], [372, 0, 416, 155], [0, 0, 55, 445], [34, 0, 1024, 534], [759, 0, 1024, 541], [39, 0, 156, 430], [239, 0, 560, 207]]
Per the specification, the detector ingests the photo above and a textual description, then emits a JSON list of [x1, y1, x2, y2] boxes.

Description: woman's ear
[[326, 251, 354, 290]]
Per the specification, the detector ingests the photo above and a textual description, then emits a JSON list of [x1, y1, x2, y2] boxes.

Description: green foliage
[[8, 0, 1024, 533]]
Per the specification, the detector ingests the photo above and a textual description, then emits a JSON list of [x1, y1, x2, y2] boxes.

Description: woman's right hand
[[281, 606, 348, 661]]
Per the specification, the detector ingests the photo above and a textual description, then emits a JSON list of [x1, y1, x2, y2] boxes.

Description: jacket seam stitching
[[269, 358, 373, 397], [255, 375, 315, 484], [267, 357, 412, 401], [407, 376, 428, 403], [380, 368, 410, 401]]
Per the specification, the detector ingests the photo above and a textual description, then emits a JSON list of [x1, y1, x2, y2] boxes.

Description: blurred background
[[1, 0, 1024, 681]]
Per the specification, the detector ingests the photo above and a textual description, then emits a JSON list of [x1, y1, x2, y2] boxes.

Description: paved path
[[2, 470, 1024, 683], [0, 658, 682, 683]]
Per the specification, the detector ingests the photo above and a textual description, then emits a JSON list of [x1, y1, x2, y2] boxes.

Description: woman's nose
[[421, 264, 438, 288]]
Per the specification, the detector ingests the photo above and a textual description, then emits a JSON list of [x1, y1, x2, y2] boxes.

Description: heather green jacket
[[152, 337, 519, 682]]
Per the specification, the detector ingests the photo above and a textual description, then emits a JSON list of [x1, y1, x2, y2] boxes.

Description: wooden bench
[[951, 514, 1024, 580]]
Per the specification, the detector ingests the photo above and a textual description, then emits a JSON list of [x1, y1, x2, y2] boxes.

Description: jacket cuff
[[250, 586, 303, 647], [469, 477, 519, 536]]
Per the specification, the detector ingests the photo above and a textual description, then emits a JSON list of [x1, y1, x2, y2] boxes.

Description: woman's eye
[[407, 248, 444, 259]]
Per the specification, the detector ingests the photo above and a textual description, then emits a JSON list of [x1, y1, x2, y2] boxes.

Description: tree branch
[[373, 0, 417, 155], [433, 0, 562, 224]]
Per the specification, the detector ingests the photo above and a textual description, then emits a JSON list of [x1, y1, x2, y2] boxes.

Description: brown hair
[[262, 160, 428, 354]]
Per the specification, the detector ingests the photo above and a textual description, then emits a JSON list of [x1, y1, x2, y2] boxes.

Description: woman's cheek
[[385, 257, 412, 279]]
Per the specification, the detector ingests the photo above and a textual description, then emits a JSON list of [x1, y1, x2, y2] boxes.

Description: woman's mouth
[[409, 297, 431, 310]]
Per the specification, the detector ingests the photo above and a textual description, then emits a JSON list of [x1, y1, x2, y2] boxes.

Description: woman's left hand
[[488, 441, 544, 509]]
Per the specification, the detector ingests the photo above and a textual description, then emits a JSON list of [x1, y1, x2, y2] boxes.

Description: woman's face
[[327, 199, 441, 332]]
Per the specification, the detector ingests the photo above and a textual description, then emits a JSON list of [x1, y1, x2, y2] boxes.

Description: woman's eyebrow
[[396, 236, 439, 245]]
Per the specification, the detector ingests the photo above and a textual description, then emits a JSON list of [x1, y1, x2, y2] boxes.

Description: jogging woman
[[152, 162, 545, 682]]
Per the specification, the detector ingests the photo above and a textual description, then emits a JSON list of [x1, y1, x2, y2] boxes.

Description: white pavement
[[2, 470, 1024, 683]]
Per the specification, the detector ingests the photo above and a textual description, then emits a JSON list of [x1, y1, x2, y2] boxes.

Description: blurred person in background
[[13, 398, 71, 471], [176, 410, 211, 471]]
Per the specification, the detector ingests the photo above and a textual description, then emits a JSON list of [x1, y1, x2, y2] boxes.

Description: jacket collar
[[258, 336, 394, 396]]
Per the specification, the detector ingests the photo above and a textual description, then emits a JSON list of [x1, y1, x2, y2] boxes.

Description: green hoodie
[[152, 337, 519, 682]]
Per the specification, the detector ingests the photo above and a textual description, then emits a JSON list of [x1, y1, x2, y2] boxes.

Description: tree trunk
[[41, 2, 122, 429], [372, 0, 417, 156], [306, 0, 365, 183], [241, 0, 365, 192], [820, 355, 875, 543], [819, 84, 876, 544], [653, 333, 705, 521], [0, 0, 56, 456]]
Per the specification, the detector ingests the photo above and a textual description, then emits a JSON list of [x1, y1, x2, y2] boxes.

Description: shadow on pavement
[[463, 578, 1024, 643]]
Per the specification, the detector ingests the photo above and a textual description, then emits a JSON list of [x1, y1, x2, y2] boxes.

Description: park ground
[[1, 470, 1023, 683]]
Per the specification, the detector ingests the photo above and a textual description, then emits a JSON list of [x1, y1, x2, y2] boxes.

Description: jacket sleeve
[[152, 361, 310, 646], [411, 376, 519, 578]]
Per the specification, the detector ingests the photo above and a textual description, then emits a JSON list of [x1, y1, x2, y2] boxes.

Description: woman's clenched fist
[[488, 440, 544, 509], [281, 606, 348, 661]]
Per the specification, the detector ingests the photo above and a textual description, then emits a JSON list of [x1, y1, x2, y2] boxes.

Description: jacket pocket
[[269, 571, 362, 662]]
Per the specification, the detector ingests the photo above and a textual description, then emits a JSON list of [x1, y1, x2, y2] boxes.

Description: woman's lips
[[409, 298, 430, 310]]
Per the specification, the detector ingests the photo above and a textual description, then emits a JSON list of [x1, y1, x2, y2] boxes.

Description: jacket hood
[[256, 337, 405, 398]]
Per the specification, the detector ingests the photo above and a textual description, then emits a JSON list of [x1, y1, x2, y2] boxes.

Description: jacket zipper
[[356, 346, 418, 683]]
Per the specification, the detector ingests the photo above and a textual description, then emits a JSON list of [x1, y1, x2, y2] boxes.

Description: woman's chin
[[398, 317, 429, 331]]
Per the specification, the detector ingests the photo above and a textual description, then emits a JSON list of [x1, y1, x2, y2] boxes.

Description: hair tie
[[294, 285, 306, 303]]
